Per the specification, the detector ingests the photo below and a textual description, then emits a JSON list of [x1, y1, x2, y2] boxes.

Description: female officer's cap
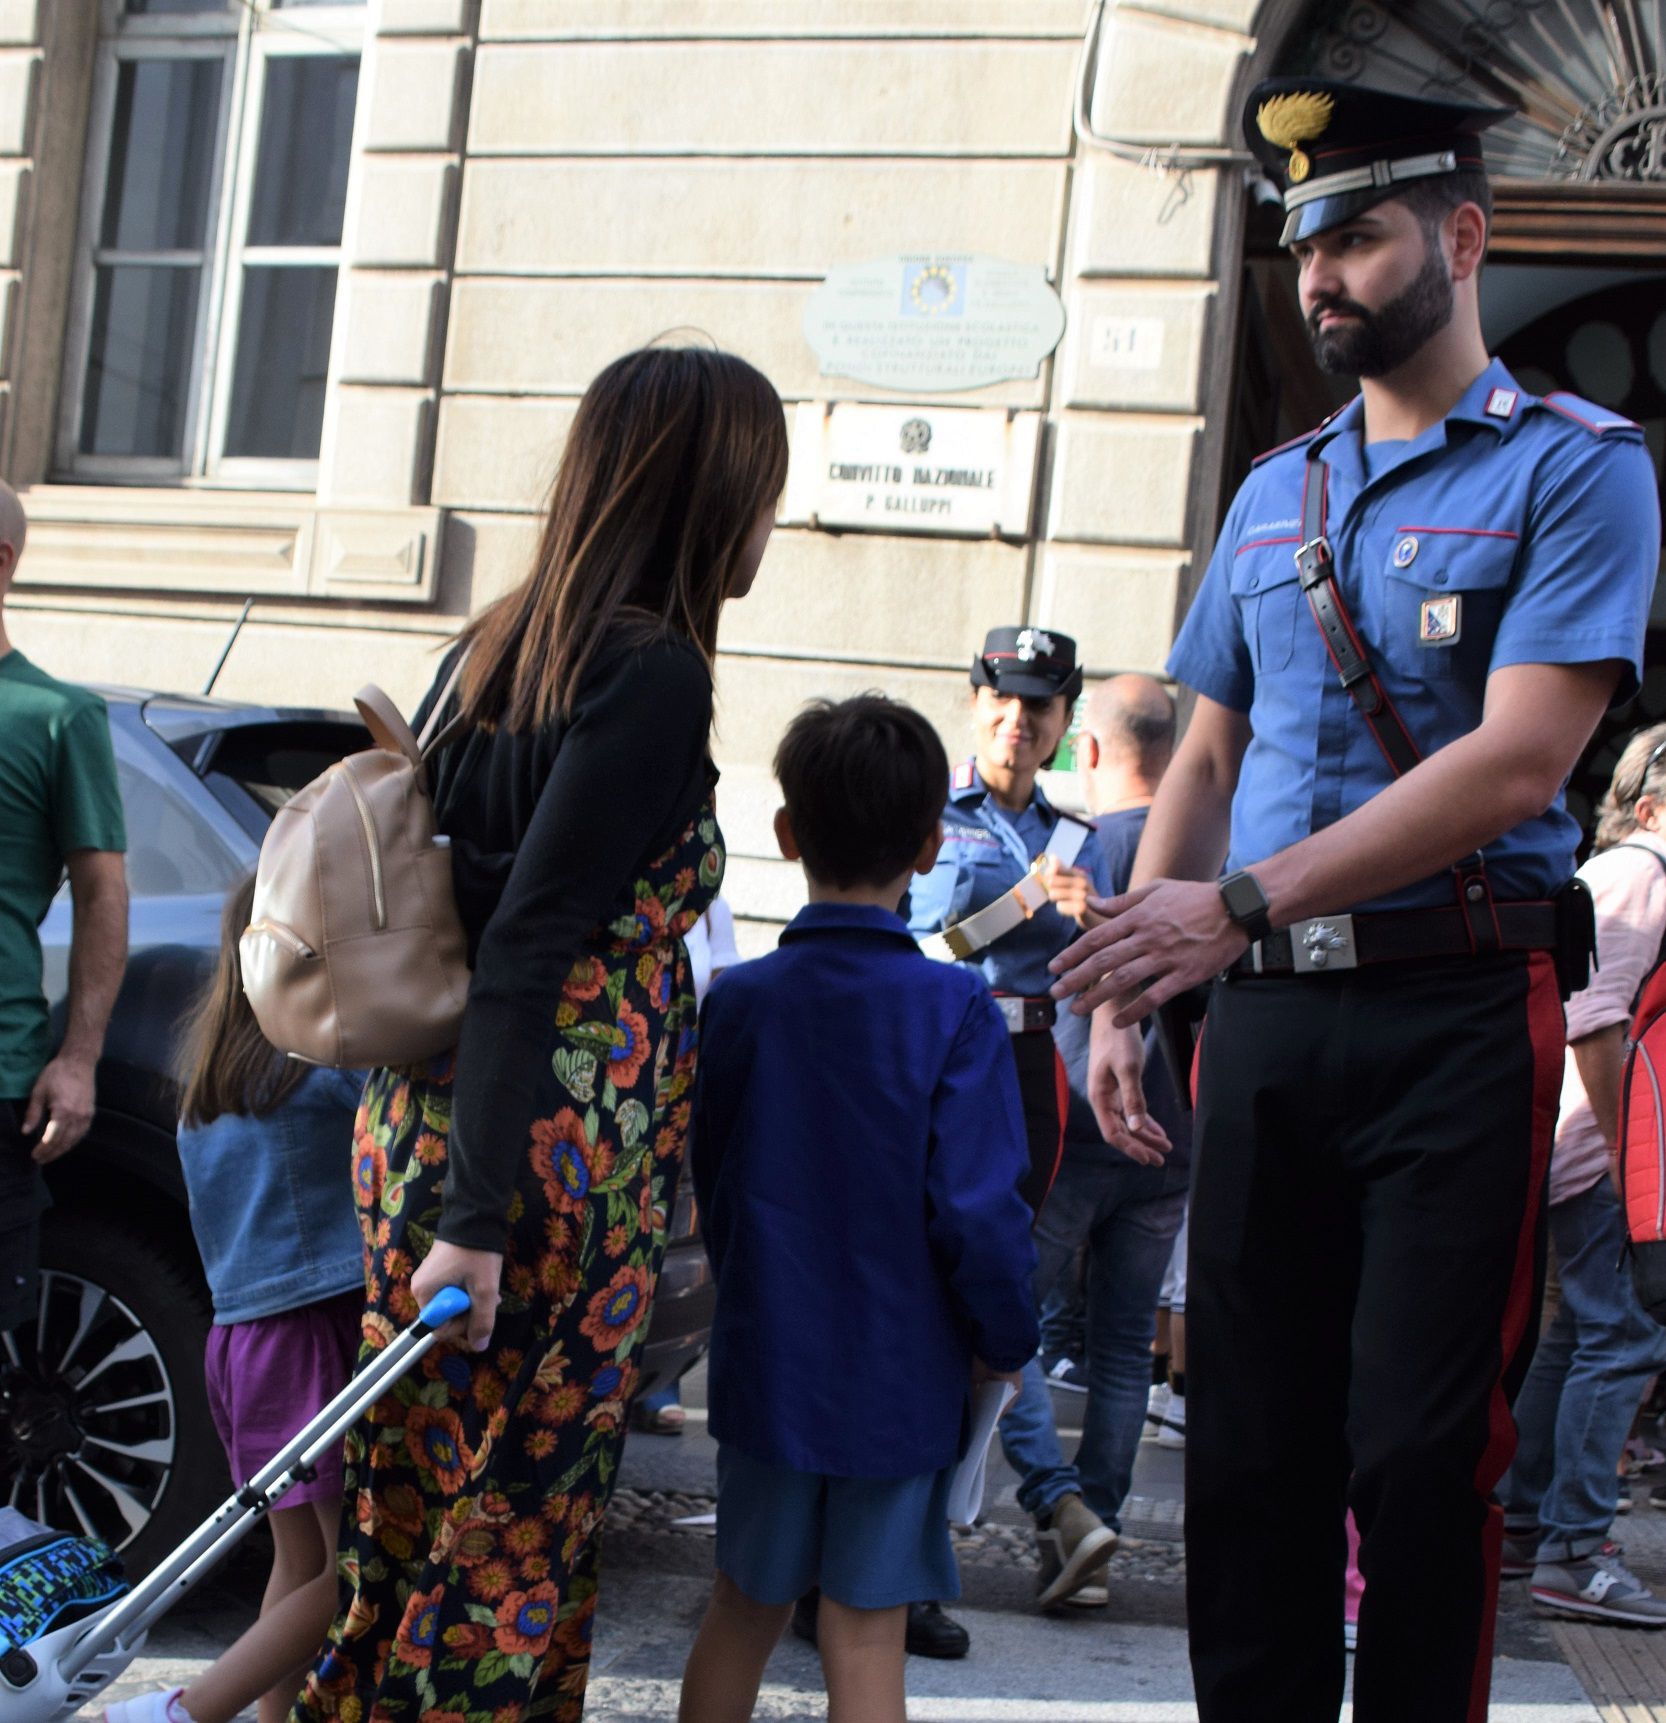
[[970, 626, 1083, 703], [1244, 77, 1512, 246]]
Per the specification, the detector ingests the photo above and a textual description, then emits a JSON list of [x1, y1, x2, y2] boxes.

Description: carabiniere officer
[[908, 625, 1100, 1215], [1048, 77, 1659, 1723]]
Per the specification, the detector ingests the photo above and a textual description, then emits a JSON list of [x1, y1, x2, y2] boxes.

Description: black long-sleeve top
[[411, 632, 715, 1252]]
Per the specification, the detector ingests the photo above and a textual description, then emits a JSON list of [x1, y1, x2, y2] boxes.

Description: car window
[[191, 721, 368, 838], [117, 756, 244, 898]]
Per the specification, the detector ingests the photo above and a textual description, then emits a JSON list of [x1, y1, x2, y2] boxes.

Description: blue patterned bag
[[0, 1509, 127, 1657]]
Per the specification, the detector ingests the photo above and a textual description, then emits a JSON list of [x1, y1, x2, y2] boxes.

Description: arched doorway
[[1220, 0, 1666, 840]]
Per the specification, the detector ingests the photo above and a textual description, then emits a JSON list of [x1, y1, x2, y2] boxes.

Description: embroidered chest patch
[[945, 825, 1002, 849], [1419, 595, 1462, 645]]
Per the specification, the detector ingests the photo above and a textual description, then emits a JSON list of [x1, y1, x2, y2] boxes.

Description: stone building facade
[[2, 0, 1661, 947]]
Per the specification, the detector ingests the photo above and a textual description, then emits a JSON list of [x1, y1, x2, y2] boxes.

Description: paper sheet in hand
[[946, 1380, 1018, 1527]]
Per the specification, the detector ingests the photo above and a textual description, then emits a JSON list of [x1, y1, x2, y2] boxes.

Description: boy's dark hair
[[1398, 170, 1492, 241], [775, 695, 948, 889]]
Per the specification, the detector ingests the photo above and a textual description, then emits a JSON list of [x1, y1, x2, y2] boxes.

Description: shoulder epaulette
[[1536, 392, 1642, 437], [1250, 403, 1349, 468]]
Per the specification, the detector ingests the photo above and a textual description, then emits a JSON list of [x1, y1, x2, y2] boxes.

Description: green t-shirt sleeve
[[52, 701, 126, 856]]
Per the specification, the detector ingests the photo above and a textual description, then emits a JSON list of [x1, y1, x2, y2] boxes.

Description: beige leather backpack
[[240, 658, 472, 1068]]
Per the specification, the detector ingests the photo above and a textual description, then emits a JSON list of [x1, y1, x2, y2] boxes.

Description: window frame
[[57, 0, 366, 491]]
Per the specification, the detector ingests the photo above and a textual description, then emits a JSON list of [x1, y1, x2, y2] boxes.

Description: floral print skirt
[[291, 798, 721, 1723]]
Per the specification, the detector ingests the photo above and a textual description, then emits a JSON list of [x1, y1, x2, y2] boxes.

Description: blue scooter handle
[[417, 1285, 471, 1330]]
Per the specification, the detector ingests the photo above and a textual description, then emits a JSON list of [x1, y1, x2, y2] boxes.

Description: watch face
[[1222, 872, 1267, 923]]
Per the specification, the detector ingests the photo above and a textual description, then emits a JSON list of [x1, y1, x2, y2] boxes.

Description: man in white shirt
[[1499, 723, 1666, 1626]]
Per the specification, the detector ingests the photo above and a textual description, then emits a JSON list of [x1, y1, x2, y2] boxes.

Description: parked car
[[1, 685, 714, 1577]]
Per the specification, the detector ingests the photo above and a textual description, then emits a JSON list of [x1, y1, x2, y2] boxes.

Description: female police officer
[[905, 626, 1162, 1614]]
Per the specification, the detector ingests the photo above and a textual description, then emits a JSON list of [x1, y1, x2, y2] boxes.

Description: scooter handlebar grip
[[416, 1286, 471, 1330]]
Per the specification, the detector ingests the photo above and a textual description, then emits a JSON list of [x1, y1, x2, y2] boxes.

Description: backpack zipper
[[245, 918, 316, 959], [335, 761, 387, 931]]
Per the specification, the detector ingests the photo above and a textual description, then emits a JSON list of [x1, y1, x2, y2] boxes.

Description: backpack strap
[[1610, 842, 1666, 987], [1295, 442, 1500, 953], [354, 686, 423, 767], [415, 647, 472, 759]]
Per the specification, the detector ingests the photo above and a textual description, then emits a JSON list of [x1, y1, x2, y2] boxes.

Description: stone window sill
[[12, 486, 443, 605]]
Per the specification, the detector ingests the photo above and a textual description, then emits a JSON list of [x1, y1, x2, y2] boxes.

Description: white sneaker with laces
[[1156, 1391, 1186, 1449], [1143, 1382, 1170, 1441]]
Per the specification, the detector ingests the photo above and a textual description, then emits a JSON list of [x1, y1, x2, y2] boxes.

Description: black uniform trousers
[[1186, 950, 1562, 1723], [1009, 1027, 1067, 1215]]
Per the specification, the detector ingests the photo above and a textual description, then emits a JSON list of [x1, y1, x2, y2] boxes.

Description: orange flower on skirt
[[392, 1587, 442, 1669], [578, 1264, 650, 1352], [403, 1404, 473, 1493], [493, 1582, 560, 1656]]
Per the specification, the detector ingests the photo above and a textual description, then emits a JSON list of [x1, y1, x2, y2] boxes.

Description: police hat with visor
[[1245, 77, 1513, 247], [971, 626, 1083, 703]]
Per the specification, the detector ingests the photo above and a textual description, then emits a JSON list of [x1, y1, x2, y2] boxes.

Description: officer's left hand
[[1041, 861, 1096, 926], [1049, 879, 1250, 1024]]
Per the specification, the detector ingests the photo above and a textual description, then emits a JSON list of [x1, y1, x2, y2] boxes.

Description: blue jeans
[[999, 1148, 1188, 1529], [1500, 1175, 1666, 1562]]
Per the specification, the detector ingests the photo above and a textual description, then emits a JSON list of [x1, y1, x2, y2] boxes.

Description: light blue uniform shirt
[[1169, 359, 1658, 911], [905, 764, 1100, 998]]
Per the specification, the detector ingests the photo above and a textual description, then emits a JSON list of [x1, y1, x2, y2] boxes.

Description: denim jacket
[[178, 1067, 367, 1324]]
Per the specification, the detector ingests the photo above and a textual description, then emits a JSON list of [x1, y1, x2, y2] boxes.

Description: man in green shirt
[[0, 480, 128, 1333]]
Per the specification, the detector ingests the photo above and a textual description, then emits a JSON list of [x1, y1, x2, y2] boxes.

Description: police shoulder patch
[[1537, 391, 1643, 437], [1249, 402, 1349, 468]]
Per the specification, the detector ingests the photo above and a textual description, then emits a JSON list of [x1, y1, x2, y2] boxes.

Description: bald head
[[1077, 674, 1175, 813], [1085, 675, 1174, 764], [0, 481, 25, 594]]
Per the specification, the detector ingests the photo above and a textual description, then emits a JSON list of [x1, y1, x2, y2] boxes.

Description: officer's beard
[[1305, 237, 1454, 378]]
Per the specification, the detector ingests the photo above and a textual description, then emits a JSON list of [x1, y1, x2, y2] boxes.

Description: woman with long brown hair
[[292, 347, 788, 1723]]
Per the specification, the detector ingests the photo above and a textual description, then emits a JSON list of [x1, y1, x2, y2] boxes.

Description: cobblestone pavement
[[79, 1365, 1618, 1721]]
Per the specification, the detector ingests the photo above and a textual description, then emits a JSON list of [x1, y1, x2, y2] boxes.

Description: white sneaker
[[1143, 1382, 1170, 1441], [1156, 1392, 1186, 1449], [106, 1689, 189, 1723]]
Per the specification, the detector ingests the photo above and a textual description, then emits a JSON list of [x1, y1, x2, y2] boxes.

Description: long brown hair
[[176, 874, 306, 1128], [1594, 722, 1666, 853], [455, 346, 789, 732]]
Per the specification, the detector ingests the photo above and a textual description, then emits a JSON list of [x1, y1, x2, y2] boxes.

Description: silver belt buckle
[[1290, 914, 1357, 973], [996, 996, 1025, 1034]]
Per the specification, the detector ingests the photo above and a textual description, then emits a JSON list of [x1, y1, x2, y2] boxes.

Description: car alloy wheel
[[0, 1268, 177, 1552]]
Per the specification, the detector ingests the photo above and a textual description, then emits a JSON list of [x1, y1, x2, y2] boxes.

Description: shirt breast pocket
[[1229, 546, 1304, 674], [1382, 530, 1517, 683]]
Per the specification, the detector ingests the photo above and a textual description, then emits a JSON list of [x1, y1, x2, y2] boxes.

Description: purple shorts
[[204, 1289, 364, 1509]]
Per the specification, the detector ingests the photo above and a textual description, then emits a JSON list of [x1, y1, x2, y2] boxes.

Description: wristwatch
[[1218, 870, 1273, 945]]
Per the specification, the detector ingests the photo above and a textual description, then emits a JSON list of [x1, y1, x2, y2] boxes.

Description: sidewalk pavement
[[85, 1364, 1651, 1721]]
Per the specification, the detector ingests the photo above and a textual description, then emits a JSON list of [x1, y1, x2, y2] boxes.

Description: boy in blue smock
[[677, 695, 1039, 1723]]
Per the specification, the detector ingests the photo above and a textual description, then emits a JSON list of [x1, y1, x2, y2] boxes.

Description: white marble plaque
[[783, 402, 1041, 538], [803, 254, 1065, 393]]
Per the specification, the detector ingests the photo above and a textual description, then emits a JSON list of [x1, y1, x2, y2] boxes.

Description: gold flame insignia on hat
[[1257, 90, 1335, 184]]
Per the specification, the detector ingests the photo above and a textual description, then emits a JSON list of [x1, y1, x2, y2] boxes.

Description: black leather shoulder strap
[[1297, 446, 1422, 779]]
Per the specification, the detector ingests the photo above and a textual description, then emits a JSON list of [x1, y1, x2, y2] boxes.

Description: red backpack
[[1616, 844, 1666, 1322]]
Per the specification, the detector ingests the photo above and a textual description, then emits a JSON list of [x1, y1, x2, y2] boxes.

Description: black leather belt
[[1230, 902, 1557, 977], [992, 994, 1058, 1033]]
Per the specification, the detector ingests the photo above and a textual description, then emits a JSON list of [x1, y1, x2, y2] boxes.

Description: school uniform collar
[[779, 902, 920, 945]]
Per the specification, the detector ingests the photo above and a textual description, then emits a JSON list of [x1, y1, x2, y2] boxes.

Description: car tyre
[[2, 1207, 227, 1578]]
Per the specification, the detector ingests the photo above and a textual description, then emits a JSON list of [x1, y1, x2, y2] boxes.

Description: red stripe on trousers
[[1466, 952, 1562, 1723], [1048, 1045, 1068, 1200]]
